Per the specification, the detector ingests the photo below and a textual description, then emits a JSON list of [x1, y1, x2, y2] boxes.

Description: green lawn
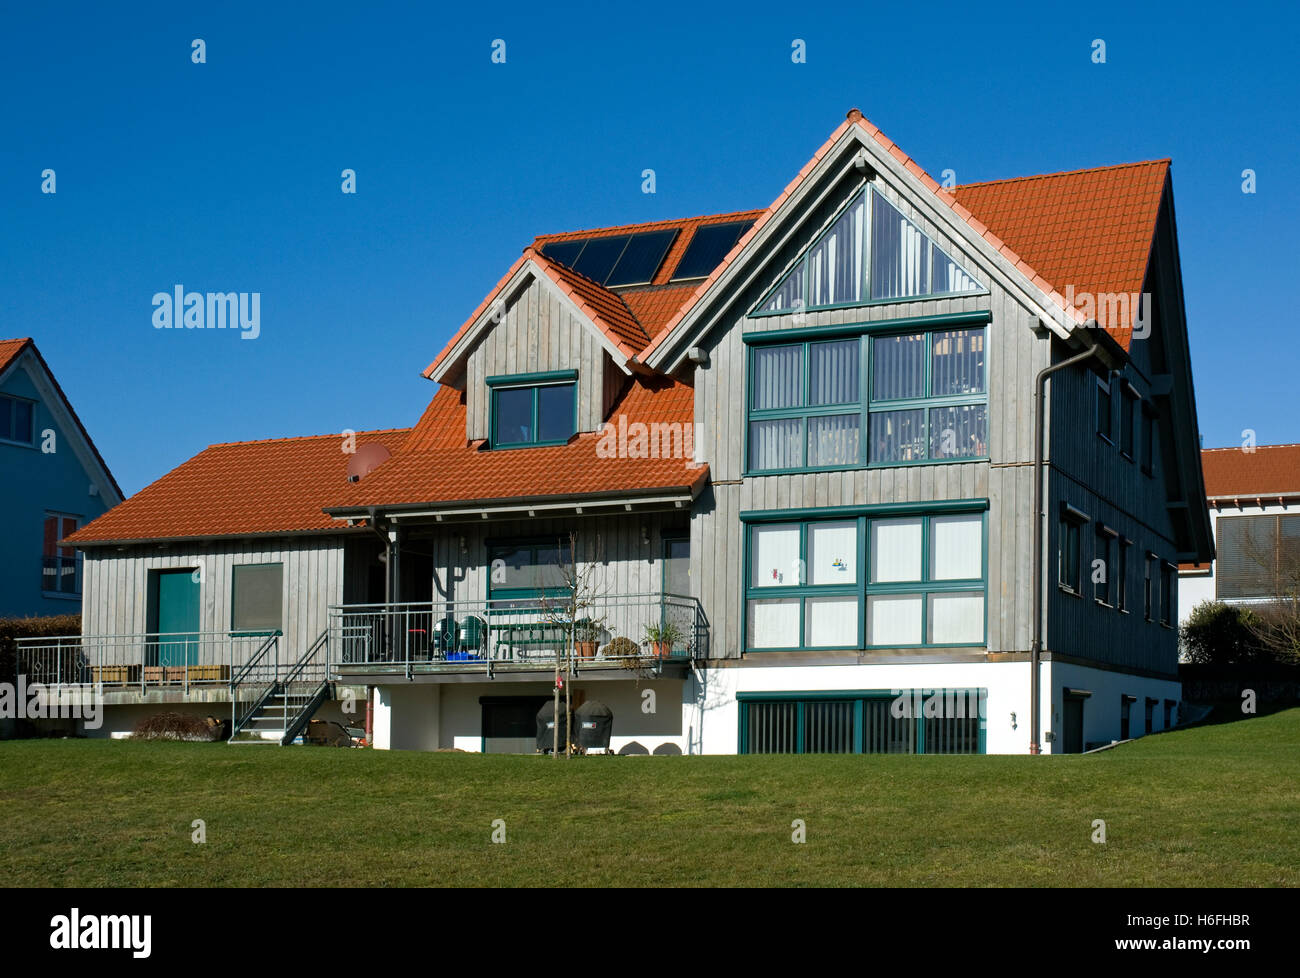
[[2, 710, 1298, 887]]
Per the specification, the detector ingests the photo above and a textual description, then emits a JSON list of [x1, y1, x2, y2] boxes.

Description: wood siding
[[81, 536, 348, 656], [464, 274, 611, 441], [688, 169, 1051, 659]]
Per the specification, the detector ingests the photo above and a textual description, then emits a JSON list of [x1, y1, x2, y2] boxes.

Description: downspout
[[1030, 337, 1103, 755]]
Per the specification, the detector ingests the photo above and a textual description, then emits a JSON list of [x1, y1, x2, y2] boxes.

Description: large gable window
[[746, 321, 986, 473], [755, 187, 982, 316], [488, 371, 577, 448]]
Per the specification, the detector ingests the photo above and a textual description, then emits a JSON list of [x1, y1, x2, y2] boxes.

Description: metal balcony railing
[[327, 592, 704, 677]]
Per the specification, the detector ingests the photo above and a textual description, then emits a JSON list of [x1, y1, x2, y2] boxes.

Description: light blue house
[[0, 338, 122, 618]]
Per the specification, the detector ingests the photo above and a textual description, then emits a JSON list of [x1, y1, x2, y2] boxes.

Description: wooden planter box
[[143, 666, 191, 683], [91, 665, 138, 684], [187, 664, 229, 682]]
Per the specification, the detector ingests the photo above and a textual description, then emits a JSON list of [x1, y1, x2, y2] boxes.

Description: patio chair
[[456, 615, 487, 660], [432, 616, 458, 659]]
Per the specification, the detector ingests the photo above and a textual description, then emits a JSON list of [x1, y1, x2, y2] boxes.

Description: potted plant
[[644, 620, 682, 658], [574, 620, 600, 659]]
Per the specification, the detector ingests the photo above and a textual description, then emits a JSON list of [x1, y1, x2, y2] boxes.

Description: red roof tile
[[1201, 444, 1300, 498], [67, 428, 410, 545], [951, 161, 1168, 348], [329, 375, 705, 512], [0, 337, 31, 373]]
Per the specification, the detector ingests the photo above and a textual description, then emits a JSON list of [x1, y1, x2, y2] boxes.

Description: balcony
[[328, 593, 704, 680], [15, 631, 283, 693]]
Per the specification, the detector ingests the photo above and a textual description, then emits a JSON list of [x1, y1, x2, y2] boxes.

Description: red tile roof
[[951, 161, 1168, 348], [0, 337, 30, 373], [532, 209, 765, 287], [328, 375, 706, 513], [67, 429, 410, 545], [1201, 444, 1300, 499], [642, 111, 1165, 361], [0, 336, 124, 503], [72, 113, 1176, 544]]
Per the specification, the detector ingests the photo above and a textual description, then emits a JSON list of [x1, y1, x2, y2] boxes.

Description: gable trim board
[[427, 251, 644, 387], [641, 113, 1122, 374]]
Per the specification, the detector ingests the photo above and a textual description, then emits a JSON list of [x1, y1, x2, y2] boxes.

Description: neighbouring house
[[1179, 444, 1300, 622], [30, 109, 1212, 753], [0, 338, 122, 618]]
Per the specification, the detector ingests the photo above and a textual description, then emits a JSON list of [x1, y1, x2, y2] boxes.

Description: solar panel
[[671, 221, 755, 280], [540, 239, 585, 267], [605, 229, 678, 286], [570, 235, 630, 284]]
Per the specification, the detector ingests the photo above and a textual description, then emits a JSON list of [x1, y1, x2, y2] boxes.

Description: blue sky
[[2, 1, 1297, 495]]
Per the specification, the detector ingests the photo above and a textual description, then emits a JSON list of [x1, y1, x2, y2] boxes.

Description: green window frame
[[742, 501, 987, 652], [744, 314, 988, 474], [738, 689, 987, 755], [487, 370, 577, 449]]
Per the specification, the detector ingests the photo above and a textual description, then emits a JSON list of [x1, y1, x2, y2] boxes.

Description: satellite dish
[[346, 442, 391, 482]]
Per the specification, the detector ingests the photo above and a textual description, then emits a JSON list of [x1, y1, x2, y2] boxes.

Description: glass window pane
[[931, 329, 985, 396], [870, 193, 929, 300], [871, 518, 922, 582], [495, 387, 533, 444], [928, 592, 984, 644], [751, 345, 802, 410], [570, 235, 629, 284], [14, 399, 32, 442], [808, 521, 857, 584], [805, 596, 858, 647], [1097, 383, 1112, 438], [749, 418, 803, 471], [536, 384, 574, 443], [809, 339, 859, 405], [761, 260, 805, 313], [929, 404, 988, 460], [869, 409, 926, 463], [867, 593, 923, 645], [807, 196, 865, 307], [751, 524, 801, 587], [748, 598, 800, 648], [930, 514, 983, 580], [0, 398, 11, 440], [807, 414, 860, 467], [931, 242, 980, 294], [871, 333, 925, 400]]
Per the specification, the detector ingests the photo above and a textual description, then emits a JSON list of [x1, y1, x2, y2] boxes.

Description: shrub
[[133, 713, 227, 742], [602, 636, 640, 659], [0, 614, 81, 685], [1179, 601, 1263, 666]]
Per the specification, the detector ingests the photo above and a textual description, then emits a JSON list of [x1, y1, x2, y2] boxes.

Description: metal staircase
[[229, 630, 332, 745]]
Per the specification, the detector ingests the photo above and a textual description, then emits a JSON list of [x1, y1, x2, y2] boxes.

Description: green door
[[152, 569, 200, 666]]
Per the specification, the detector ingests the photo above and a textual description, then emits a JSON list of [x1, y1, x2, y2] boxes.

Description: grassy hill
[[1, 708, 1297, 887]]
